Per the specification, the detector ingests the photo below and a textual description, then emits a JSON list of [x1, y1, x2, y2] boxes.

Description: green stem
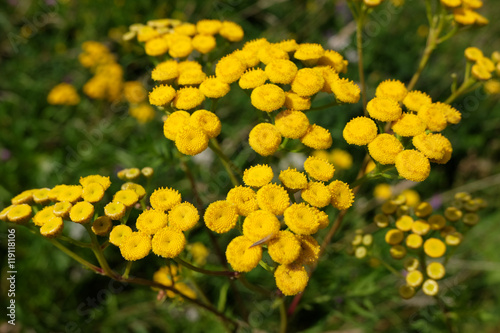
[[174, 257, 238, 277], [122, 261, 133, 279], [208, 138, 241, 187], [279, 298, 288, 333], [444, 77, 476, 104], [58, 234, 93, 248], [47, 239, 101, 273], [84, 223, 117, 278]]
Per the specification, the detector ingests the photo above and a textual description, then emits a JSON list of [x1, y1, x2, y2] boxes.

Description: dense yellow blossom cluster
[[47, 83, 80, 106], [440, 0, 488, 26]]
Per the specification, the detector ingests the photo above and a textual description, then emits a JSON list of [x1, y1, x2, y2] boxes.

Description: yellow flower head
[[484, 80, 500, 95], [446, 230, 464, 246], [137, 26, 160, 42], [374, 184, 392, 200], [328, 180, 354, 210], [69, 201, 94, 224], [168, 202, 199, 231], [39, 216, 64, 238], [444, 207, 463, 221], [150, 187, 182, 212], [276, 39, 299, 53], [226, 236, 262, 272], [251, 84, 286, 112], [196, 19, 222, 35], [428, 214, 446, 230], [174, 23, 197, 36], [268, 230, 302, 265], [53, 201, 72, 218], [275, 110, 310, 139], [368, 133, 404, 165], [301, 182, 332, 208], [406, 233, 423, 249], [343, 116, 378, 146], [226, 186, 259, 216], [385, 229, 404, 245], [175, 126, 209, 155], [415, 202, 433, 218], [413, 133, 452, 161], [120, 231, 151, 261], [329, 149, 353, 170], [199, 76, 230, 99], [391, 113, 427, 137], [399, 285, 416, 299], [464, 46, 484, 61], [406, 270, 423, 287], [257, 44, 289, 65], [204, 200, 238, 233], [291, 68, 324, 97], [422, 279, 439, 296], [257, 183, 290, 215], [317, 66, 340, 93], [109, 224, 133, 246], [176, 68, 207, 86], [403, 90, 432, 113], [192, 34, 217, 54], [239, 68, 268, 89], [331, 78, 361, 104], [375, 79, 408, 102], [274, 264, 309, 296], [264, 59, 298, 85], [423, 238, 446, 258], [56, 185, 83, 203], [188, 242, 210, 266], [418, 103, 448, 132], [243, 164, 274, 188], [279, 168, 308, 191], [472, 63, 492, 80], [243, 210, 281, 243], [367, 97, 402, 122], [427, 262, 446, 280], [477, 56, 495, 72], [152, 60, 179, 81], [91, 216, 113, 236], [79, 175, 111, 191], [395, 215, 414, 232], [215, 55, 246, 84], [295, 235, 320, 265], [152, 227, 186, 258], [136, 209, 168, 235], [163, 111, 190, 141], [316, 210, 330, 229], [284, 203, 320, 235], [441, 0, 461, 7], [219, 21, 244, 42], [47, 83, 80, 106], [33, 206, 56, 227], [113, 189, 139, 208], [0, 205, 14, 221], [294, 43, 325, 65], [145, 37, 169, 56], [232, 49, 260, 68], [149, 84, 176, 106], [11, 190, 33, 205], [390, 245, 407, 259], [190, 110, 221, 138], [168, 35, 193, 58], [304, 156, 335, 182], [318, 50, 347, 73], [300, 124, 333, 150], [248, 123, 282, 156], [395, 150, 430, 182], [284, 91, 311, 111], [129, 104, 156, 124], [173, 87, 205, 110], [32, 188, 51, 205], [437, 102, 461, 125]]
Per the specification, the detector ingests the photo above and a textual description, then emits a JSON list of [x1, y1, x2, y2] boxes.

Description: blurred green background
[[1, 0, 500, 332]]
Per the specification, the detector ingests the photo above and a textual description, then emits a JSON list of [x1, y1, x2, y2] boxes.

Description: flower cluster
[[440, 0, 488, 26], [47, 83, 80, 106], [348, 229, 373, 259], [312, 148, 353, 170], [152, 264, 197, 300]]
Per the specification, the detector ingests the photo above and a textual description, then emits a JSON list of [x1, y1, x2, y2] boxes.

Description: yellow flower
[[402, 189, 420, 207], [329, 149, 353, 170], [284, 203, 320, 235], [274, 264, 309, 296], [136, 209, 168, 235], [395, 215, 413, 231], [91, 216, 113, 236], [422, 279, 439, 296], [391, 113, 426, 137], [250, 84, 285, 112], [274, 110, 310, 139], [413, 133, 452, 161], [343, 116, 378, 146], [32, 188, 51, 205], [295, 235, 320, 265], [257, 183, 290, 215], [113, 189, 139, 208], [416, 202, 433, 218], [239, 68, 268, 90], [484, 80, 500, 94], [199, 76, 230, 99], [403, 90, 432, 112], [79, 175, 111, 190], [257, 44, 289, 65], [204, 200, 238, 233], [248, 123, 282, 156], [174, 23, 197, 36], [331, 78, 361, 104], [176, 68, 207, 86], [189, 110, 221, 138], [109, 225, 133, 246], [243, 210, 280, 243], [318, 66, 340, 93], [440, 0, 461, 7], [374, 184, 392, 200], [243, 164, 274, 188], [226, 186, 259, 216], [168, 202, 200, 231], [69, 201, 94, 224], [152, 227, 186, 258], [268, 231, 301, 265], [395, 150, 430, 182], [462, 0, 483, 9], [390, 245, 407, 259], [406, 233, 423, 249], [149, 85, 176, 106], [424, 238, 446, 258], [145, 37, 169, 56], [168, 35, 193, 58], [472, 63, 492, 80], [368, 134, 403, 165], [364, 0, 383, 6], [427, 262, 446, 280], [32, 206, 55, 227], [152, 60, 179, 81], [150, 187, 182, 212], [301, 182, 331, 208], [232, 49, 260, 68], [284, 91, 311, 111], [120, 231, 151, 261], [279, 168, 308, 191], [163, 111, 191, 140], [304, 156, 335, 182], [406, 270, 423, 287], [56, 185, 83, 203], [317, 50, 347, 73], [428, 214, 446, 230], [53, 201, 72, 218], [196, 19, 222, 35], [385, 229, 404, 245], [276, 39, 299, 53], [291, 68, 324, 97], [188, 242, 210, 266], [226, 236, 262, 272], [294, 43, 325, 65], [328, 180, 354, 210], [47, 83, 80, 105], [300, 124, 332, 150], [418, 103, 448, 132], [39, 215, 63, 238], [366, 97, 402, 122], [137, 26, 160, 42], [173, 87, 205, 110], [399, 285, 416, 299], [219, 21, 244, 42], [265, 59, 298, 84], [11, 190, 33, 205], [129, 104, 156, 123], [375, 79, 408, 102], [175, 126, 209, 155], [464, 46, 484, 61], [215, 55, 246, 84], [444, 207, 463, 221]]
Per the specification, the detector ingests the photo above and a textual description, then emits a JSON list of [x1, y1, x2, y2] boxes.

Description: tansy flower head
[[11, 190, 33, 205], [113, 189, 139, 208], [301, 182, 332, 208], [92, 216, 113, 236], [56, 185, 83, 203], [199, 76, 230, 99], [178, 60, 203, 73], [32, 206, 56, 227], [219, 21, 244, 42], [318, 66, 341, 93], [168, 202, 199, 231], [406, 234, 423, 249], [136, 209, 168, 235], [403, 90, 432, 112], [385, 229, 404, 245], [413, 133, 452, 161], [175, 126, 209, 156], [204, 200, 238, 233], [329, 149, 353, 170], [226, 236, 262, 272], [331, 78, 360, 104], [265, 59, 298, 84], [304, 156, 335, 182], [472, 62, 493, 80], [174, 23, 197, 36], [215, 55, 246, 84], [251, 84, 286, 112], [150, 187, 182, 212], [373, 183, 392, 200], [256, 183, 290, 215], [145, 37, 169, 56], [172, 87, 205, 110], [274, 264, 309, 296], [284, 92, 311, 111], [152, 227, 186, 258], [427, 262, 446, 280], [32, 188, 51, 205], [232, 49, 260, 68], [395, 150, 431, 182], [316, 209, 330, 229], [294, 43, 325, 65], [274, 110, 310, 139], [243, 164, 274, 188], [192, 34, 216, 54], [257, 44, 289, 65], [424, 238, 446, 258], [422, 279, 439, 296], [152, 60, 179, 81], [176, 68, 207, 86], [47, 83, 80, 106], [130, 104, 156, 123], [418, 103, 448, 132], [399, 285, 416, 299], [441, 0, 461, 7], [226, 186, 259, 216], [248, 123, 282, 156], [189, 242, 210, 266], [121, 183, 146, 200], [196, 19, 222, 35], [69, 201, 94, 224], [416, 202, 433, 218], [279, 168, 308, 191], [390, 245, 407, 259], [79, 175, 111, 191], [376, 79, 408, 102], [406, 270, 424, 287], [291, 68, 324, 97], [53, 201, 72, 218], [368, 134, 404, 165], [109, 225, 133, 246], [137, 26, 160, 42], [239, 68, 268, 89], [395, 215, 413, 232], [242, 210, 281, 243], [391, 113, 426, 137], [428, 214, 446, 230], [343, 116, 378, 146], [300, 124, 332, 150], [328, 180, 354, 210], [268, 231, 301, 265], [149, 85, 176, 106], [163, 111, 191, 141], [367, 97, 402, 122], [444, 207, 463, 221], [295, 235, 320, 266], [318, 50, 347, 73], [120, 231, 151, 261], [464, 46, 483, 62], [189, 110, 221, 138], [284, 203, 320, 235], [437, 102, 461, 125], [40, 216, 64, 238], [168, 35, 193, 58]]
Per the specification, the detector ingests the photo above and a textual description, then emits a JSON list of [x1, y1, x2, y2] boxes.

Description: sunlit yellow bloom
[[275, 110, 310, 139], [385, 229, 404, 245], [249, 123, 282, 156], [284, 91, 311, 111], [294, 43, 325, 65], [11, 190, 33, 205], [168, 202, 200, 231], [238, 68, 268, 90], [318, 66, 340, 93], [137, 26, 159, 42], [258, 44, 289, 65], [109, 225, 133, 246], [367, 134, 403, 165], [120, 231, 151, 261], [37, 215, 63, 238], [424, 238, 446, 258], [265, 59, 298, 84], [343, 116, 378, 146], [204, 200, 238, 233], [331, 78, 360, 104], [56, 185, 83, 203], [47, 83, 80, 105], [390, 245, 407, 259], [152, 60, 179, 81], [413, 133, 452, 161], [33, 206, 56, 227], [196, 19, 222, 35], [168, 35, 193, 58], [284, 203, 320, 235], [422, 279, 439, 296], [406, 270, 423, 287], [175, 126, 209, 156], [279, 168, 308, 191], [256, 183, 290, 215], [226, 236, 262, 272], [219, 21, 244, 42], [367, 97, 402, 122], [145, 37, 169, 56], [243, 164, 274, 188], [69, 201, 94, 224], [276, 39, 299, 53], [149, 84, 176, 106], [274, 264, 309, 296], [173, 87, 205, 110], [226, 186, 259, 216], [395, 150, 430, 182], [91, 216, 113, 236], [150, 187, 182, 212], [215, 55, 246, 84], [295, 235, 320, 266], [268, 230, 302, 265], [441, 0, 461, 7], [304, 156, 334, 181], [301, 182, 331, 208], [300, 124, 332, 150], [176, 68, 207, 86], [391, 113, 426, 137], [318, 50, 347, 73], [113, 189, 139, 208], [427, 262, 446, 280], [190, 110, 221, 138], [32, 188, 51, 205], [328, 180, 354, 210], [375, 79, 408, 102], [403, 90, 432, 112], [136, 209, 168, 235], [472, 63, 492, 80], [199, 76, 230, 99], [152, 227, 186, 258], [79, 175, 111, 191], [291, 68, 324, 97], [395, 215, 413, 232], [406, 233, 423, 249], [484, 80, 500, 94], [232, 49, 260, 68], [251, 84, 286, 112], [464, 46, 483, 62], [243, 210, 280, 243], [163, 111, 190, 141], [445, 231, 463, 246]]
